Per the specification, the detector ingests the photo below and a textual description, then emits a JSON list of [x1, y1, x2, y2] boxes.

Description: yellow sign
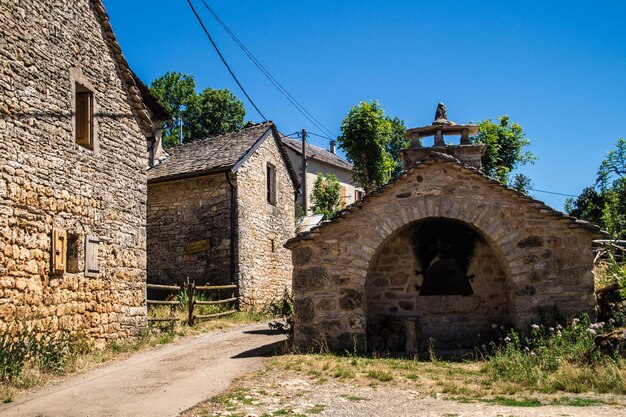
[[184, 239, 210, 254]]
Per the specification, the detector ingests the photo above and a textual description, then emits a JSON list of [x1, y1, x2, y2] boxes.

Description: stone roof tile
[[147, 122, 274, 182], [280, 135, 353, 171]]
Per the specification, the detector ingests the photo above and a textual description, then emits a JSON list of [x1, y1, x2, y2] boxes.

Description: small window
[[355, 190, 364, 202], [75, 83, 93, 149], [266, 163, 276, 205]]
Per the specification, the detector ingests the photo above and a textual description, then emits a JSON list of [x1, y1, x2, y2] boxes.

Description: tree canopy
[[149, 71, 245, 147], [310, 173, 341, 220], [472, 115, 536, 188], [566, 139, 626, 239], [337, 100, 407, 193]]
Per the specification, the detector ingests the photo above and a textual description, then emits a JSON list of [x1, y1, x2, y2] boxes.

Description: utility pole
[[301, 129, 308, 214], [179, 114, 183, 145]]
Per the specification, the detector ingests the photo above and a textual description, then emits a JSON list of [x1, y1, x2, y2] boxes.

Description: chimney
[[400, 103, 484, 170], [329, 140, 336, 154]]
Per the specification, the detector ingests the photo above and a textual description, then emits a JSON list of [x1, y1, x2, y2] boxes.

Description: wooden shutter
[[52, 229, 67, 273], [85, 235, 99, 278], [76, 92, 92, 146], [340, 186, 347, 208]]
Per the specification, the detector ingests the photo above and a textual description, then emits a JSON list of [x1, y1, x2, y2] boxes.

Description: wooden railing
[[147, 280, 238, 328], [146, 283, 183, 331], [186, 282, 237, 326]]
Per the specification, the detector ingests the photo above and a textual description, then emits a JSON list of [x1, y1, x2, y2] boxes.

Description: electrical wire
[[186, 0, 267, 121], [308, 131, 336, 141], [528, 188, 578, 198], [199, 1, 337, 138]]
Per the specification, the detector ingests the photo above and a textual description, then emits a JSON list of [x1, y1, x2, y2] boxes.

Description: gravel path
[[0, 323, 285, 417], [184, 368, 626, 417]]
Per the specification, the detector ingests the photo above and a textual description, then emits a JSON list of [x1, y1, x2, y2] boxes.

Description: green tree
[[311, 173, 341, 220], [473, 115, 536, 185], [564, 186, 606, 227], [387, 116, 410, 177], [566, 139, 626, 239], [338, 100, 406, 193], [510, 173, 533, 195], [149, 72, 196, 147], [149, 72, 246, 147], [185, 88, 245, 140]]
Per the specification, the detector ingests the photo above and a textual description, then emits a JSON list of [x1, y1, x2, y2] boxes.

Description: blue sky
[[104, 0, 626, 209]]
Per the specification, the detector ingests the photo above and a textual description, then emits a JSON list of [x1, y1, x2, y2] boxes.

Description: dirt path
[[0, 323, 285, 417]]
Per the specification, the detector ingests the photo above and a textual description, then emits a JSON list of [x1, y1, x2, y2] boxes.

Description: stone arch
[[288, 162, 599, 352], [365, 217, 513, 352]]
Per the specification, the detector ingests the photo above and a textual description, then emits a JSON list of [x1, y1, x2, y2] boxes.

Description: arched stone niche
[[287, 159, 601, 353], [366, 218, 512, 352]]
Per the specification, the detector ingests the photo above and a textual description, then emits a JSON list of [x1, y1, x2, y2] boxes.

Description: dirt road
[[0, 323, 285, 417]]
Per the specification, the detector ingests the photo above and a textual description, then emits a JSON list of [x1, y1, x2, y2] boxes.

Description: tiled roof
[[147, 122, 274, 182], [280, 135, 353, 171], [286, 152, 606, 246]]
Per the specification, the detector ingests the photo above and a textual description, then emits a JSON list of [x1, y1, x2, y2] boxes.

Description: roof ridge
[[167, 122, 273, 151], [287, 156, 605, 245]]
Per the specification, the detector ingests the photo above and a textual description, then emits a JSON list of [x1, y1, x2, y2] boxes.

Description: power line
[[186, 0, 267, 121], [308, 131, 336, 141], [528, 188, 578, 198], [199, 1, 336, 138]]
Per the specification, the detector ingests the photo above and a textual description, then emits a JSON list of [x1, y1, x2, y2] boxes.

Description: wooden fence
[[146, 280, 238, 328]]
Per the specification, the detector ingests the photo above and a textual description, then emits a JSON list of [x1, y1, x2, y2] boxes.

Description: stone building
[[281, 136, 363, 213], [287, 104, 604, 353], [147, 122, 299, 308], [0, 1, 167, 340]]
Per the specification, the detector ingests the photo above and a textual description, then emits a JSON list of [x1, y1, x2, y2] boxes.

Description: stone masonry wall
[[288, 160, 600, 351], [146, 174, 231, 287], [236, 135, 295, 308], [366, 228, 511, 351], [0, 1, 147, 340]]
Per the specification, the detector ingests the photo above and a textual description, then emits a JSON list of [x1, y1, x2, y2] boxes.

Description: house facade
[[287, 105, 603, 353], [0, 0, 164, 340], [281, 137, 363, 214], [147, 122, 299, 308]]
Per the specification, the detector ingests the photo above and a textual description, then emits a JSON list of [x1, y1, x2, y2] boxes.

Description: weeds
[[484, 316, 626, 393], [0, 325, 83, 383]]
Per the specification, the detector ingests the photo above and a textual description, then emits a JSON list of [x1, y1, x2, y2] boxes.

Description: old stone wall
[[236, 135, 295, 308], [288, 159, 600, 351], [0, 1, 147, 340], [146, 174, 232, 287]]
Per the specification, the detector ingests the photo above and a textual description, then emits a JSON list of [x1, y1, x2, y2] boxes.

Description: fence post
[[187, 280, 195, 326]]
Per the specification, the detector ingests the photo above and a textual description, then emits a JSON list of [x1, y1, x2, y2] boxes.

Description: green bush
[[262, 288, 294, 337], [0, 325, 82, 382]]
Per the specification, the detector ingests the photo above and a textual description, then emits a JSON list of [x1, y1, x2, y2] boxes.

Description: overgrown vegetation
[[0, 326, 89, 384], [483, 317, 625, 394]]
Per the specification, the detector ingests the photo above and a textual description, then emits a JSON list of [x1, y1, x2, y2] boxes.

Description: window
[[75, 83, 93, 149], [266, 163, 276, 205], [355, 190, 364, 202]]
